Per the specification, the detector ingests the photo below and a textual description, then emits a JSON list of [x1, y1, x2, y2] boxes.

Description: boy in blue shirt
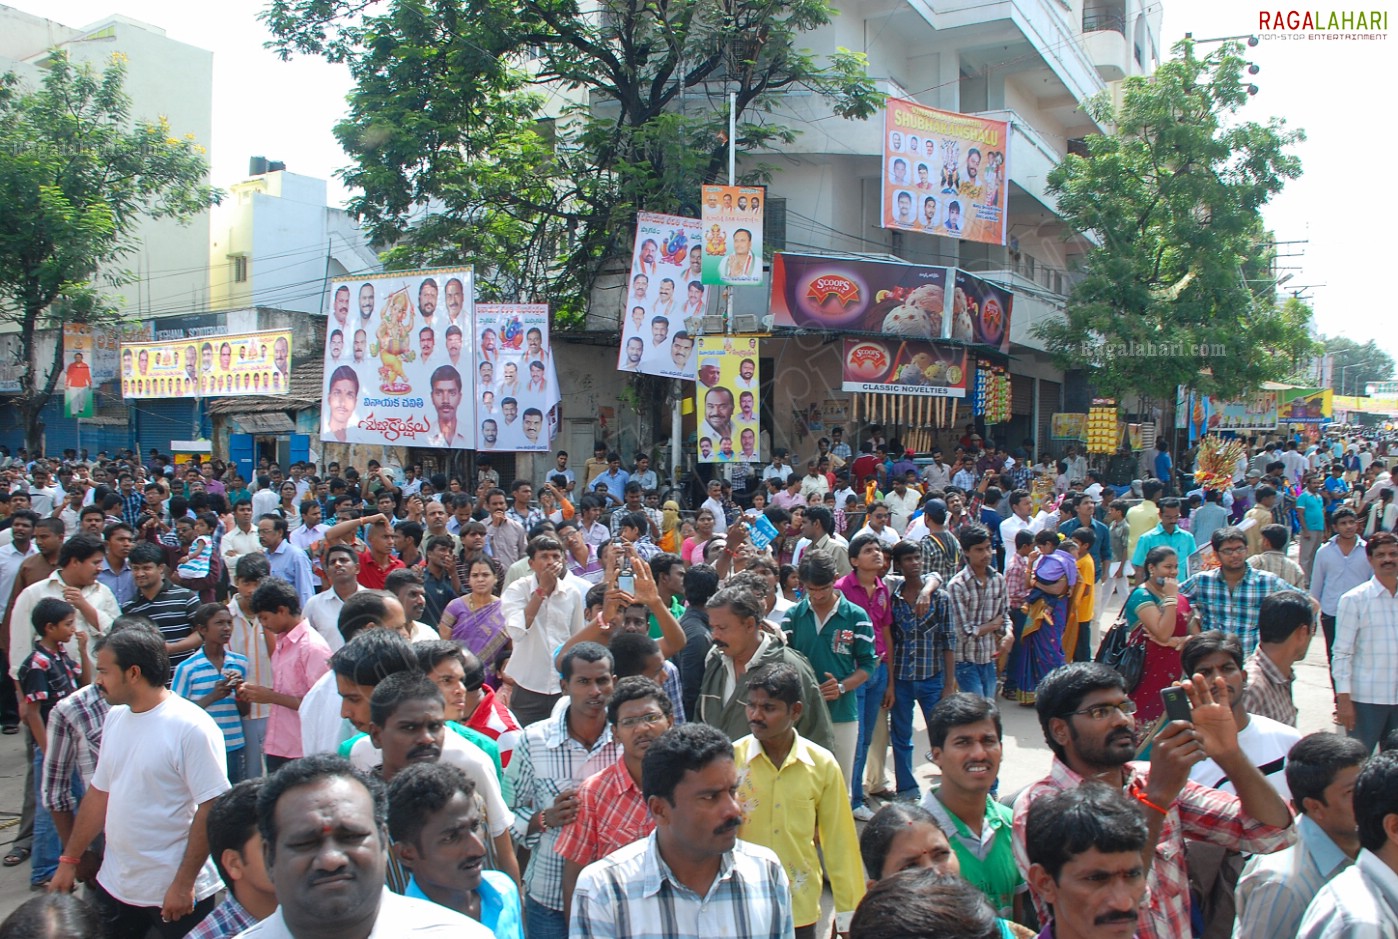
[[172, 602, 249, 782]]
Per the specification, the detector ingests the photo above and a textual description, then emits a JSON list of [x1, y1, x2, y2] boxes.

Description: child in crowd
[[173, 602, 250, 782], [1068, 528, 1096, 663], [177, 514, 214, 579], [18, 598, 88, 888]]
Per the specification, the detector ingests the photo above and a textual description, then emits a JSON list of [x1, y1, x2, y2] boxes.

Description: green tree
[[1034, 40, 1315, 401], [0, 51, 219, 449], [1325, 335, 1395, 396], [262, 0, 878, 323]]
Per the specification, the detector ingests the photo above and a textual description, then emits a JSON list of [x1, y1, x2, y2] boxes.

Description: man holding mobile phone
[[1012, 662, 1295, 939]]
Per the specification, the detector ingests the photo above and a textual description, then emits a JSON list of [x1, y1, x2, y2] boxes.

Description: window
[[233, 256, 249, 283]]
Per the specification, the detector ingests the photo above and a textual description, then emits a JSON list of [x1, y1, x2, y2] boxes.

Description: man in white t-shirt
[[1183, 632, 1301, 800], [50, 624, 230, 932]]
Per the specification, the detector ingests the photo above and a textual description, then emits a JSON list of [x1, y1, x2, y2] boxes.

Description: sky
[[11, 0, 1394, 367]]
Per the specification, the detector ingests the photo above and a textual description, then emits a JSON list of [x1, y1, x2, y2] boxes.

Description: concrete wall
[[211, 171, 379, 315], [0, 10, 214, 324]]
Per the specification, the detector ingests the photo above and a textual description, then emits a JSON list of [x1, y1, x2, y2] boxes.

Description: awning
[[232, 413, 298, 435]]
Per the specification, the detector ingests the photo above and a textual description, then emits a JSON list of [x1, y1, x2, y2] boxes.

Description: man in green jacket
[[781, 553, 878, 794], [697, 582, 834, 752]]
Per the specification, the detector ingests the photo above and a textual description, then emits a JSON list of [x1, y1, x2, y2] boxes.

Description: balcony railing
[[1082, 9, 1126, 34]]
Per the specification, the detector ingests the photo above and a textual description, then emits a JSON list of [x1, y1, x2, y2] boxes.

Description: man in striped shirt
[[1235, 733, 1367, 939], [124, 542, 202, 672]]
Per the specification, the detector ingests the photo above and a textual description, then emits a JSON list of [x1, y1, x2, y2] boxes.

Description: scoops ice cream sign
[[846, 342, 891, 382], [841, 338, 968, 398]]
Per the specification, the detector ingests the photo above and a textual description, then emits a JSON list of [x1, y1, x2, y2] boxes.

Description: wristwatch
[[837, 680, 846, 696]]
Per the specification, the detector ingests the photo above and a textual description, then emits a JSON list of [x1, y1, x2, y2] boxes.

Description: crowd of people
[[0, 427, 1393, 939]]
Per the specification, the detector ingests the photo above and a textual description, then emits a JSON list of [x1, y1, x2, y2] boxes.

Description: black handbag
[[1095, 612, 1147, 692]]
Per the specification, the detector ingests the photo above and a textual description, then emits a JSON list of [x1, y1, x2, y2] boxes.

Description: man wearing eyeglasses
[[859, 502, 900, 549], [557, 676, 674, 923], [1010, 662, 1295, 939], [1178, 526, 1309, 658]]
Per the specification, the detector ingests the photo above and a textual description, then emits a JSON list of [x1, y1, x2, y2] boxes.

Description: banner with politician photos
[[474, 303, 560, 452], [121, 329, 293, 399], [617, 212, 707, 381], [695, 335, 761, 463], [700, 185, 765, 287], [322, 267, 474, 447]]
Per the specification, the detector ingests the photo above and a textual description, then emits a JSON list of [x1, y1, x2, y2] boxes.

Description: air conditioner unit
[[701, 315, 726, 334]]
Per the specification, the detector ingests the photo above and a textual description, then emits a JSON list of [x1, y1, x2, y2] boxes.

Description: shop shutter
[[1011, 373, 1033, 416], [1038, 380, 1062, 446]]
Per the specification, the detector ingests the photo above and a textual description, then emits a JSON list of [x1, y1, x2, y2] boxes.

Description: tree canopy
[[0, 51, 218, 447], [262, 0, 878, 324], [1033, 39, 1315, 402], [1325, 335, 1395, 396]]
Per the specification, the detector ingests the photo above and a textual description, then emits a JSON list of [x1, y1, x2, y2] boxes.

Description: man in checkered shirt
[[1011, 662, 1294, 939], [570, 723, 792, 939]]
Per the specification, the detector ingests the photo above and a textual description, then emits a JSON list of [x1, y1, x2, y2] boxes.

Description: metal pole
[[726, 93, 736, 336], [671, 382, 683, 498]]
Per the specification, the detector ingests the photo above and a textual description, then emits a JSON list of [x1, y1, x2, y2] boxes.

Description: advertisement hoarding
[[618, 212, 708, 380], [840, 338, 968, 398], [769, 253, 1011, 353], [695, 336, 761, 463], [120, 330, 292, 400], [881, 98, 1009, 246], [322, 268, 473, 447]]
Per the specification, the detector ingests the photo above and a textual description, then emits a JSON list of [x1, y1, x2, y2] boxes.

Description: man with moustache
[[480, 421, 499, 448], [522, 409, 544, 446], [558, 677, 674, 918], [1024, 783, 1150, 939], [697, 582, 834, 750], [506, 643, 619, 938], [358, 283, 376, 320], [236, 755, 483, 938], [418, 280, 439, 321], [621, 337, 644, 372], [332, 285, 350, 329], [1011, 663, 1295, 939], [418, 328, 435, 362], [386, 763, 516, 937], [669, 333, 694, 371], [428, 366, 470, 448], [444, 278, 465, 323], [352, 330, 367, 364], [445, 326, 463, 366], [653, 279, 676, 317], [732, 663, 864, 937], [570, 723, 793, 939]]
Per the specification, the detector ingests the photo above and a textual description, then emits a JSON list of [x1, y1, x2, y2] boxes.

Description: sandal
[[4, 846, 31, 867]]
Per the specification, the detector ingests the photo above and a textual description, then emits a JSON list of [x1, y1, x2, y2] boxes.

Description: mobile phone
[[1160, 686, 1192, 724]]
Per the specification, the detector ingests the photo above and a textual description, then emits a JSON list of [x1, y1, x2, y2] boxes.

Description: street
[[0, 592, 1344, 921]]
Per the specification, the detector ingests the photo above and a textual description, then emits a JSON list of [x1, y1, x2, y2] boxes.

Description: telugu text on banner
[[700, 185, 764, 287], [880, 99, 1009, 247], [322, 268, 474, 447]]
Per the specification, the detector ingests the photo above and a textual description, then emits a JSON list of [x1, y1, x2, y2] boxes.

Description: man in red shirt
[[851, 443, 880, 490], [357, 517, 405, 590], [557, 677, 673, 920]]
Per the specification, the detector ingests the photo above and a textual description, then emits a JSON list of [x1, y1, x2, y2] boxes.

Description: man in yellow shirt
[[734, 662, 865, 937], [1125, 479, 1162, 559]]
